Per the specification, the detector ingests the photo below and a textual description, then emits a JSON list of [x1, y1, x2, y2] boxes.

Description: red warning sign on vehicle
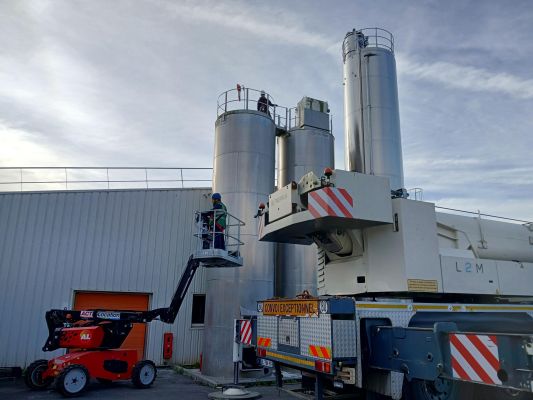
[[308, 187, 355, 219], [240, 320, 252, 345], [450, 334, 501, 385]]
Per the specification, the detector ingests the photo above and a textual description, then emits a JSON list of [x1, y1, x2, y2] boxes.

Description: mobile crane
[[254, 169, 533, 400], [251, 27, 533, 400], [25, 210, 244, 397]]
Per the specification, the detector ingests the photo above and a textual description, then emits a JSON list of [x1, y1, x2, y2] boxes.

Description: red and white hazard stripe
[[240, 320, 252, 345], [308, 187, 355, 219], [450, 334, 501, 385]]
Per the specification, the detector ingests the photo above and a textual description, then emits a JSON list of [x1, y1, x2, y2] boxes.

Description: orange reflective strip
[[309, 345, 331, 359], [321, 347, 331, 359], [258, 337, 272, 348]]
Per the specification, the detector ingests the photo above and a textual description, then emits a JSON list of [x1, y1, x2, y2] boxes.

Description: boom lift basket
[[193, 209, 245, 267]]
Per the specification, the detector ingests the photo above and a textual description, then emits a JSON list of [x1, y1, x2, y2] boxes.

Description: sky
[[0, 0, 532, 221]]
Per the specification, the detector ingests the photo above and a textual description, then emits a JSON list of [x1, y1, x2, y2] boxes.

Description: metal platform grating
[[193, 249, 243, 268]]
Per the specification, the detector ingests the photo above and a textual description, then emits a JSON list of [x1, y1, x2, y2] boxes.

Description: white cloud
[[0, 0, 531, 220], [162, 1, 533, 101], [157, 0, 338, 55], [0, 120, 63, 166], [397, 53, 533, 100]]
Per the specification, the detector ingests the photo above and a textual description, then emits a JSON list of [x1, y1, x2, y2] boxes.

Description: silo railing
[[288, 106, 298, 128], [358, 27, 394, 51], [217, 87, 292, 131], [343, 27, 394, 59]]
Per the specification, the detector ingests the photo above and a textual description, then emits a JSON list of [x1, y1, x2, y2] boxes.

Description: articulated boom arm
[[145, 255, 201, 323], [43, 255, 201, 352]]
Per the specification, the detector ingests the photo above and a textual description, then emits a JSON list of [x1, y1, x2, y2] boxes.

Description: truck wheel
[[55, 364, 89, 397], [24, 359, 52, 390], [405, 378, 473, 400], [131, 360, 156, 388]]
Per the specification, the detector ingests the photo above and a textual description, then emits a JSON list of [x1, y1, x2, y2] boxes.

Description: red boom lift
[[25, 255, 201, 397]]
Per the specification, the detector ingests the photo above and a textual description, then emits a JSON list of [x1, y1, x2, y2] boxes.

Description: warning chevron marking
[[450, 334, 501, 385], [308, 187, 355, 219]]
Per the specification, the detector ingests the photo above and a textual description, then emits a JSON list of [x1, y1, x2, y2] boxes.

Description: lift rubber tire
[[131, 360, 157, 389], [55, 364, 89, 397], [404, 378, 474, 400], [24, 359, 52, 390]]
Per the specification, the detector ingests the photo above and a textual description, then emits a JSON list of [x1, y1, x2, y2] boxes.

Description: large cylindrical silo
[[202, 103, 276, 377], [343, 28, 404, 190], [277, 97, 334, 297]]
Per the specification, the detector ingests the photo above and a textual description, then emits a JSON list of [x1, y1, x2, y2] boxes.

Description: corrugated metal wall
[[0, 188, 211, 367]]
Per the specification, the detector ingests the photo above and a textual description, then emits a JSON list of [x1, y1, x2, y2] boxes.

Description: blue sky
[[0, 0, 532, 220]]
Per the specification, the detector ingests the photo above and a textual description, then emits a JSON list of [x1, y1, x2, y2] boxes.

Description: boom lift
[[25, 209, 244, 397]]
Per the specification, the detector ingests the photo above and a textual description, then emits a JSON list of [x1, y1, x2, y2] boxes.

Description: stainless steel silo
[[343, 28, 404, 190], [277, 97, 334, 297], [202, 92, 276, 378]]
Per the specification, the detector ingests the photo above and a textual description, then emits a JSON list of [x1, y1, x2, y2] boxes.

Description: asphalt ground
[[0, 368, 301, 400], [5, 369, 531, 400]]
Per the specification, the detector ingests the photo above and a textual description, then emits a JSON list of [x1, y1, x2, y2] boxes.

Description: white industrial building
[[0, 187, 211, 367]]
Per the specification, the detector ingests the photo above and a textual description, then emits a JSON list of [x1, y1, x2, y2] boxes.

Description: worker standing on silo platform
[[210, 193, 227, 250], [257, 90, 276, 115]]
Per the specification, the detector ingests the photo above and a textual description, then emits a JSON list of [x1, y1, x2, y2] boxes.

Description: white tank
[[202, 92, 276, 377], [343, 28, 404, 190], [277, 97, 334, 297]]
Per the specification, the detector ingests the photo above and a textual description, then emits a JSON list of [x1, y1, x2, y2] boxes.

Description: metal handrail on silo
[[343, 27, 394, 58], [288, 107, 297, 128], [217, 87, 291, 130]]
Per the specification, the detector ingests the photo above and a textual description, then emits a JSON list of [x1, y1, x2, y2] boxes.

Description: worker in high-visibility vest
[[209, 193, 227, 250]]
